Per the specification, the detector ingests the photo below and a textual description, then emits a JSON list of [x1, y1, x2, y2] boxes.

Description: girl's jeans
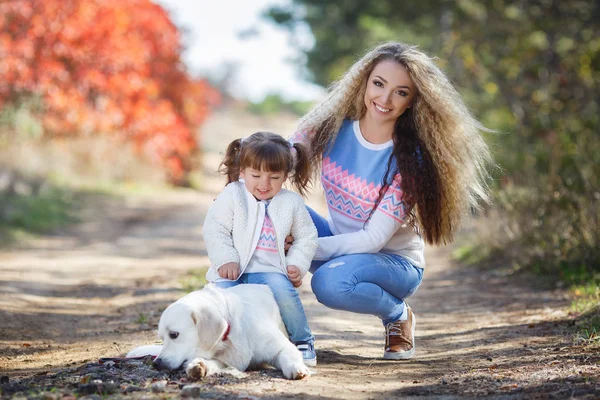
[[215, 272, 314, 344], [307, 206, 424, 325]]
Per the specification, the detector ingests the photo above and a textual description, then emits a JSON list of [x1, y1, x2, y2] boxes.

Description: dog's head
[[153, 289, 229, 370]]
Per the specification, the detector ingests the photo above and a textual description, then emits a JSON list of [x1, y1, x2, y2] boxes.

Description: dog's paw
[[284, 362, 310, 380], [185, 359, 207, 381]]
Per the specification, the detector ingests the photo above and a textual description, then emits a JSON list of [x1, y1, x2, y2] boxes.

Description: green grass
[[0, 172, 177, 246], [573, 308, 600, 346], [570, 281, 600, 346], [0, 185, 81, 244], [135, 312, 149, 324], [453, 242, 493, 266], [71, 178, 174, 197], [180, 267, 209, 293], [452, 241, 523, 277]]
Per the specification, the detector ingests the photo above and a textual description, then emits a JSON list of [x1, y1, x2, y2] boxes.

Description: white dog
[[127, 284, 310, 380]]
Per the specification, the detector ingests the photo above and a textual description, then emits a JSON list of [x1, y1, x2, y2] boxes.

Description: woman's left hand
[[286, 265, 302, 288]]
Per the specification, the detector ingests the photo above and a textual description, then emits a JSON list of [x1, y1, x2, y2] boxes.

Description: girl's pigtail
[[290, 142, 312, 197], [218, 138, 243, 184]]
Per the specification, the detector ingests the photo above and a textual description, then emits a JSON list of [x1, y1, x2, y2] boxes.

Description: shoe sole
[[383, 311, 416, 360], [303, 358, 317, 367]]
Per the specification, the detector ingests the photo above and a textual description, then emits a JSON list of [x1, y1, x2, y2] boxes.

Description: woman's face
[[363, 59, 415, 126]]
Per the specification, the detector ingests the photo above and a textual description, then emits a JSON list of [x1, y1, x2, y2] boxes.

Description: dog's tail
[[126, 344, 162, 358]]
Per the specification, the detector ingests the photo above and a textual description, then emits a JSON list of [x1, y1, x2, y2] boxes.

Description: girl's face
[[363, 59, 415, 126], [240, 167, 287, 200]]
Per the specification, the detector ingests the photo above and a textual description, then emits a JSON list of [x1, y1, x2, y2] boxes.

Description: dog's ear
[[192, 306, 228, 352]]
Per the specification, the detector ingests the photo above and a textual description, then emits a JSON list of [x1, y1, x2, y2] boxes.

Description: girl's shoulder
[[216, 181, 246, 201], [273, 188, 304, 205], [223, 180, 244, 192]]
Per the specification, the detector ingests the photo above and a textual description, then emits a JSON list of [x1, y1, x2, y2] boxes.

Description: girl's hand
[[284, 235, 294, 254], [287, 265, 302, 288], [218, 262, 240, 280]]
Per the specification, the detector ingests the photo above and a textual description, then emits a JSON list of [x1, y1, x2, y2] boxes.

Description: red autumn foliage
[[0, 0, 220, 184]]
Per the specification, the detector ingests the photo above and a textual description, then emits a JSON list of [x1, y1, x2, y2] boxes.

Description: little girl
[[202, 131, 318, 366]]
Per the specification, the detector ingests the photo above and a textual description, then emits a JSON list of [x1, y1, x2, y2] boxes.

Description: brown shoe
[[383, 306, 416, 359]]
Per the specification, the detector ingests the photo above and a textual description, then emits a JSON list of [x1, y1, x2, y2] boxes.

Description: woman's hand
[[284, 234, 294, 254], [218, 262, 240, 280], [287, 265, 302, 288]]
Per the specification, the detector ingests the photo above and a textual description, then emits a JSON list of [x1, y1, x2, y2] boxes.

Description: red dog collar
[[222, 322, 231, 341]]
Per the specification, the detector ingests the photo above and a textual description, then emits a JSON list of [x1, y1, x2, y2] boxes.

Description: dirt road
[[1, 181, 598, 399], [1, 110, 599, 398]]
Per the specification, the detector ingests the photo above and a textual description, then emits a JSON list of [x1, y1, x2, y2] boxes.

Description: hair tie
[[289, 140, 297, 157]]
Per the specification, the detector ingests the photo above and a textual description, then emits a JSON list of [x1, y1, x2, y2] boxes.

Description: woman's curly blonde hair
[[297, 42, 494, 245]]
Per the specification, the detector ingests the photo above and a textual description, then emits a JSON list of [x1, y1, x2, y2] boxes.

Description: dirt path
[[1, 183, 598, 399], [1, 110, 599, 398]]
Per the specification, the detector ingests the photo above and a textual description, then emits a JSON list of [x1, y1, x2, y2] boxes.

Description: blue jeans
[[307, 206, 424, 325], [215, 272, 314, 344]]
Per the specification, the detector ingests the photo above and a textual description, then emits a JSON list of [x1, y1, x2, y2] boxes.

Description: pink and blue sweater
[[245, 202, 284, 274], [293, 119, 425, 267]]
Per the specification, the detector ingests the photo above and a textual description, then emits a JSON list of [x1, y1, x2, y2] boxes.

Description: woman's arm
[[314, 208, 405, 260], [314, 181, 409, 260]]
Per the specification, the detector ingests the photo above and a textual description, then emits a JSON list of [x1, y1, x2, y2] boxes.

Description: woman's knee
[[310, 267, 349, 309], [310, 271, 327, 302]]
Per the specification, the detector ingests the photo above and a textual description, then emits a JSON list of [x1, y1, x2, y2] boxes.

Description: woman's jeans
[[307, 206, 424, 325], [215, 272, 314, 344]]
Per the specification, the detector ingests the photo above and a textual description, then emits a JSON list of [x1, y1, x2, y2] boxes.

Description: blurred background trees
[[0, 0, 597, 285], [267, 0, 599, 284], [0, 0, 219, 185]]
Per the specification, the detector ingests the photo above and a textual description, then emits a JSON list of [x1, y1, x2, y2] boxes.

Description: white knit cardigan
[[203, 181, 318, 283]]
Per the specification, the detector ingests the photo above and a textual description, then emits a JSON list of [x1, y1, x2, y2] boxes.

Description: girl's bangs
[[244, 143, 290, 173]]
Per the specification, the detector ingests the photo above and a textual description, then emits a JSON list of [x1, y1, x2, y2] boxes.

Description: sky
[[153, 0, 326, 102]]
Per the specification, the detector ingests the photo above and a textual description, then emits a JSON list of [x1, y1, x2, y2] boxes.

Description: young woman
[[290, 42, 493, 360], [203, 131, 318, 366]]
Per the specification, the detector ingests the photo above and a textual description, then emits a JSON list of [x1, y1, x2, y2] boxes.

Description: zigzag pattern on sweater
[[379, 181, 406, 222], [256, 214, 278, 252], [322, 157, 406, 223]]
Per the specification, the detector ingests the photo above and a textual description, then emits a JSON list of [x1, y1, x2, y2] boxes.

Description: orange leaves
[[0, 0, 220, 184]]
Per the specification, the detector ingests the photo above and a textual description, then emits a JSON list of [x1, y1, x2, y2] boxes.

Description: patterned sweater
[[244, 201, 285, 274], [292, 119, 425, 267]]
